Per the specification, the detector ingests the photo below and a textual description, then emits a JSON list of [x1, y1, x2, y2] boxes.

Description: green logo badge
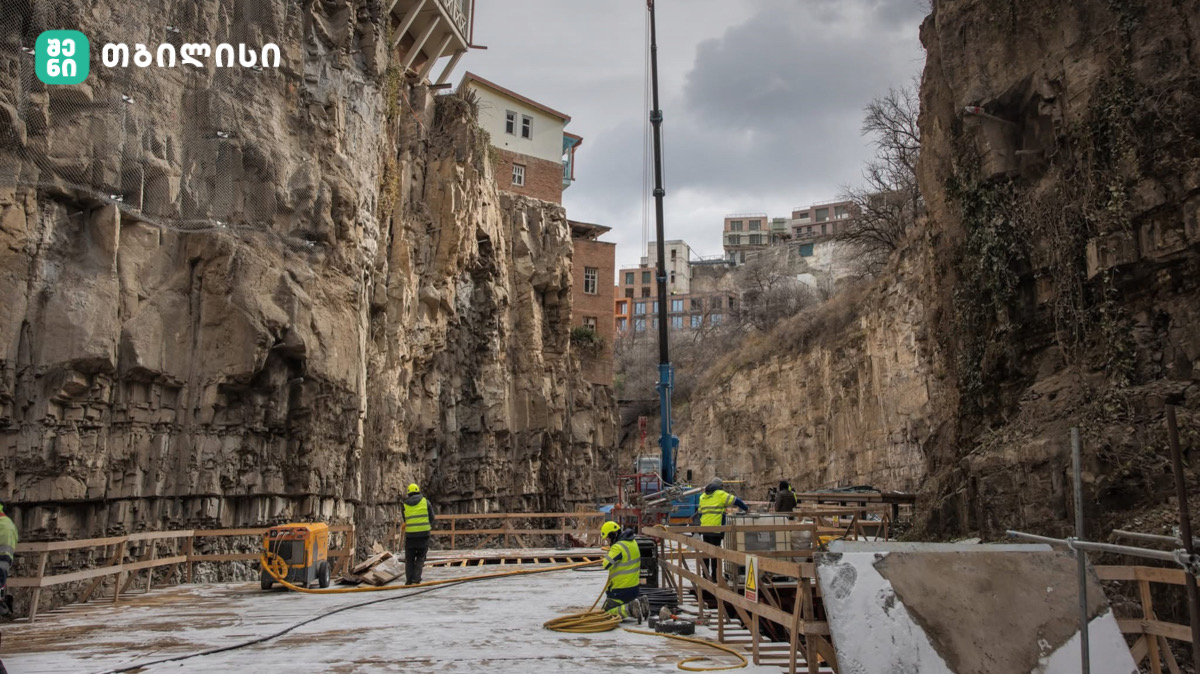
[[35, 30, 90, 84]]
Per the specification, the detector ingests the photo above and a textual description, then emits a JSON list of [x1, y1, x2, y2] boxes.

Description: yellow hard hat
[[407, 483, 420, 494], [601, 521, 621, 540]]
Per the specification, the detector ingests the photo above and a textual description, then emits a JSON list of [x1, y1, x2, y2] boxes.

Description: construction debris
[[340, 543, 405, 586]]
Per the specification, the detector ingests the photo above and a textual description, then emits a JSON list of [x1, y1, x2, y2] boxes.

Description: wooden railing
[[386, 512, 606, 550], [1096, 565, 1192, 674], [10, 525, 355, 623], [646, 524, 837, 674]]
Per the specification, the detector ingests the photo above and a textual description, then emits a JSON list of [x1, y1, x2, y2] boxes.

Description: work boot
[[627, 597, 644, 624]]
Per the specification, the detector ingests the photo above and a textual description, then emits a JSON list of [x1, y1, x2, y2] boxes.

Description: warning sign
[[744, 555, 758, 602]]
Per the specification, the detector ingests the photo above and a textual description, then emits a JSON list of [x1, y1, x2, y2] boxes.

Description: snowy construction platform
[[2, 564, 778, 673]]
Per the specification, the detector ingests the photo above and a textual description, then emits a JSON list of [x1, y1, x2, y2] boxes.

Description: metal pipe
[[1006, 531, 1183, 564], [1071, 427, 1090, 674], [1166, 405, 1200, 669], [1112, 529, 1200, 548]]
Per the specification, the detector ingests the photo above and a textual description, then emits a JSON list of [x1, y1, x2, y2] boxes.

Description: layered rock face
[[0, 0, 615, 543], [678, 0, 1199, 536]]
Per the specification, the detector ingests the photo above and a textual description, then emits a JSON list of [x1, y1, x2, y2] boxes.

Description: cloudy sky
[[470, 0, 928, 266]]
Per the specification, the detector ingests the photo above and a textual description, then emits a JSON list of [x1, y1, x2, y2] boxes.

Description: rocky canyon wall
[[0, 0, 616, 546], [677, 0, 1200, 537]]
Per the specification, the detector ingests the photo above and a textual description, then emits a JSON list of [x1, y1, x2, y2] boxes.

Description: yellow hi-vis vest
[[699, 490, 735, 527], [603, 539, 642, 590], [403, 498, 431, 534], [0, 514, 16, 561]]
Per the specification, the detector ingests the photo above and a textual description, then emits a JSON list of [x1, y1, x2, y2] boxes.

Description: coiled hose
[[543, 581, 747, 671]]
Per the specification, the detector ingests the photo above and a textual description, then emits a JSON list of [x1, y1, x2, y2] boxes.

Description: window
[[520, 115, 533, 139], [634, 302, 646, 315], [690, 298, 702, 311], [834, 205, 850, 219], [672, 316, 684, 329], [671, 299, 684, 313], [797, 211, 810, 220], [583, 267, 598, 295], [653, 318, 659, 329], [616, 301, 626, 314], [625, 272, 635, 285], [821, 223, 827, 235], [635, 318, 646, 332], [728, 234, 740, 246], [730, 220, 743, 231], [728, 297, 737, 311], [642, 271, 651, 284], [512, 164, 525, 186], [815, 208, 829, 222], [624, 288, 634, 298], [799, 243, 814, 257], [670, 249, 677, 260], [670, 272, 676, 284], [749, 234, 763, 245], [690, 315, 702, 328], [807, 226, 813, 234], [617, 318, 628, 331], [711, 313, 723, 325], [710, 297, 722, 310], [641, 288, 651, 298], [749, 220, 761, 231], [505, 110, 516, 135], [583, 316, 598, 330], [652, 301, 659, 313]]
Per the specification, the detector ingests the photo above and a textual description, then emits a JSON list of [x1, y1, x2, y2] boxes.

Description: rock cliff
[[676, 0, 1200, 537], [0, 0, 616, 545]]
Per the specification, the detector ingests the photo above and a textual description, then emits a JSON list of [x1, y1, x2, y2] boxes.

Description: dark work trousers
[[405, 534, 430, 584], [701, 533, 724, 581]]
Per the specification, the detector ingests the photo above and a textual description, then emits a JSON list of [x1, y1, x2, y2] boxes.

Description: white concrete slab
[[2, 565, 777, 673]]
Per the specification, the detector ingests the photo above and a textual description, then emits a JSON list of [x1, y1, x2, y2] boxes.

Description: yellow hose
[[259, 553, 600, 594], [543, 582, 747, 671], [624, 628, 748, 672]]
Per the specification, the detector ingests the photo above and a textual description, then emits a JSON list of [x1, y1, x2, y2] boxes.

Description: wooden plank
[[1096, 565, 1187, 585], [127, 530, 194, 542], [662, 559, 796, 628], [1118, 619, 1193, 642], [27, 551, 48, 624], [1140, 580, 1162, 674], [648, 526, 815, 578], [1129, 636, 1149, 666], [17, 535, 128, 553], [1160, 635, 1182, 674]]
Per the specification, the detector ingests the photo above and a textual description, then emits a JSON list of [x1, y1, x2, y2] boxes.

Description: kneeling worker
[[599, 521, 648, 621]]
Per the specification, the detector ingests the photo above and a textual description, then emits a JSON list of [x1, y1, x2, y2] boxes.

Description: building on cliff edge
[[568, 221, 615, 386], [459, 72, 582, 205]]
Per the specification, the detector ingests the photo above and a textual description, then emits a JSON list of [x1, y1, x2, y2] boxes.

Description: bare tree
[[733, 252, 816, 332], [837, 81, 923, 275]]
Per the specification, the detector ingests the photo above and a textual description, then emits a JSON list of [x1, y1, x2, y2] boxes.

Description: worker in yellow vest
[[600, 521, 648, 621], [697, 479, 748, 580], [402, 484, 434, 585], [0, 503, 16, 616]]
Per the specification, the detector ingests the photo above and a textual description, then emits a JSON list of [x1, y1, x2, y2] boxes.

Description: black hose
[[95, 570, 518, 674]]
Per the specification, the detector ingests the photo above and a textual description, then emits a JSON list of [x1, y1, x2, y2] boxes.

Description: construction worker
[[0, 502, 17, 617], [698, 479, 748, 580], [401, 484, 434, 585], [600, 521, 648, 621], [774, 480, 798, 513]]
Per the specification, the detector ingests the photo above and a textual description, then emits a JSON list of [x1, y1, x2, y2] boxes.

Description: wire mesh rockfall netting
[[0, 0, 376, 253]]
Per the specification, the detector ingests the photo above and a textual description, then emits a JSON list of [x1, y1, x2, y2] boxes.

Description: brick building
[[459, 72, 581, 205], [569, 220, 615, 385]]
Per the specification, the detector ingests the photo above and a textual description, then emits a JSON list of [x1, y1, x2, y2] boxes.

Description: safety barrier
[[10, 525, 355, 623], [645, 524, 837, 674], [386, 511, 607, 551], [1096, 565, 1192, 674]]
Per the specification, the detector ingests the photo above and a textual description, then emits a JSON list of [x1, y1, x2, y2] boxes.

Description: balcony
[[387, 0, 474, 84]]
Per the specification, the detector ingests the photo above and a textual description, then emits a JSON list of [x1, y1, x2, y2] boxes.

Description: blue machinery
[[612, 1, 699, 528]]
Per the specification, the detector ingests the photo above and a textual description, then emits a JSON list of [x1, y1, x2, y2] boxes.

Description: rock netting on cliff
[[0, 0, 616, 547]]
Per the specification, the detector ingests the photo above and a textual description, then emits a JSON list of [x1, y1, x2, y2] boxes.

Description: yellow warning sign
[[744, 555, 758, 602]]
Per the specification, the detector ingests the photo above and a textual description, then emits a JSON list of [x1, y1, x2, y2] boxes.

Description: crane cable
[[543, 580, 747, 671]]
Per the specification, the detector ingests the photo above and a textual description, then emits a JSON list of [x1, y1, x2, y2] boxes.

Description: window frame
[[505, 110, 516, 135], [512, 163, 525, 186], [583, 267, 598, 295], [521, 114, 533, 139]]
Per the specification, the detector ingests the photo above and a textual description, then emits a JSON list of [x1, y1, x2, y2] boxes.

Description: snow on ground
[[2, 564, 779, 673]]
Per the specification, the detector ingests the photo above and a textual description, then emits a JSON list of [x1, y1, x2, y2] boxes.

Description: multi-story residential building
[[788, 200, 855, 247], [616, 291, 738, 336], [614, 288, 631, 335], [389, 0, 474, 85], [722, 213, 770, 263], [569, 220, 615, 385], [617, 240, 692, 299], [460, 72, 582, 204]]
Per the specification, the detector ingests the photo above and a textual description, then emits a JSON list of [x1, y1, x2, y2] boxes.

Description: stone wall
[[0, 0, 617, 555]]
